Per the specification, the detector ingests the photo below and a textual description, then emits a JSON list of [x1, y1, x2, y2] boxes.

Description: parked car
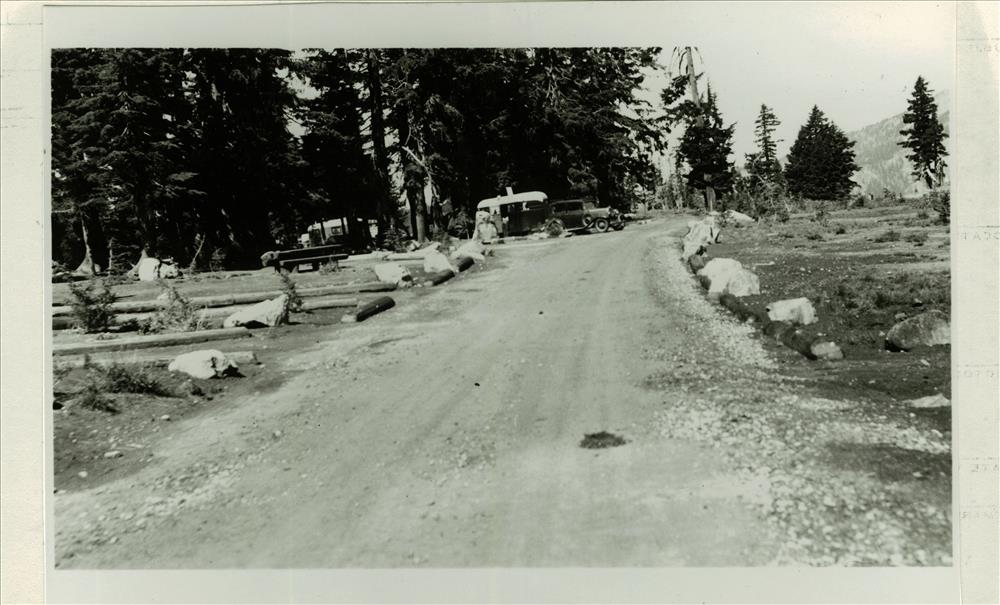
[[546, 199, 625, 233], [476, 190, 550, 237]]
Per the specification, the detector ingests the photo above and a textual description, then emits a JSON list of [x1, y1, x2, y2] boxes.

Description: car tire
[[594, 217, 610, 232], [613, 224, 625, 231]]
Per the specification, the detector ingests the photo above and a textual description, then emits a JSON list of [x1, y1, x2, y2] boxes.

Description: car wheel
[[594, 217, 610, 232]]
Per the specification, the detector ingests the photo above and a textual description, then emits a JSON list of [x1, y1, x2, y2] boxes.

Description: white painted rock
[[810, 341, 844, 360], [682, 221, 715, 260], [373, 262, 412, 287], [726, 210, 756, 225], [168, 349, 238, 379], [223, 295, 288, 328], [698, 258, 760, 297], [452, 240, 487, 262], [886, 310, 950, 351], [423, 250, 457, 274], [414, 242, 441, 256], [136, 257, 178, 281], [906, 393, 950, 408], [767, 297, 818, 325]]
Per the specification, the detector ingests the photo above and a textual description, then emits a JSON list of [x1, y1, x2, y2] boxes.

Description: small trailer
[[260, 244, 348, 273]]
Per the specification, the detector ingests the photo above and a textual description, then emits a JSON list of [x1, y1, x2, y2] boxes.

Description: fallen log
[[341, 296, 395, 323], [52, 282, 395, 316], [52, 327, 251, 356], [54, 350, 259, 369], [425, 269, 456, 286], [454, 256, 475, 272], [718, 294, 770, 325], [298, 295, 362, 312]]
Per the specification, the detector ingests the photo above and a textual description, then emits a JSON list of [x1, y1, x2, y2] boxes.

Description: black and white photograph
[[1, 1, 996, 601], [45, 6, 961, 571]]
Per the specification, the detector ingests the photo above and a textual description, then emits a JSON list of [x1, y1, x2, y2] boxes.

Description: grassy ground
[[710, 202, 951, 402]]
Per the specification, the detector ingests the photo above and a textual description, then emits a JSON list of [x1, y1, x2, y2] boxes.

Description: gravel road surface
[[55, 217, 950, 568]]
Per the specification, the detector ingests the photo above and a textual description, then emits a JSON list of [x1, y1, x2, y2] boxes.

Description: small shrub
[[916, 210, 930, 220], [68, 280, 118, 333], [100, 363, 172, 396], [834, 225, 847, 235], [140, 281, 201, 334], [776, 204, 790, 223], [209, 247, 227, 272], [380, 228, 411, 253], [927, 190, 950, 224], [812, 202, 830, 226], [76, 375, 117, 413], [874, 229, 901, 243], [905, 231, 929, 245], [806, 232, 824, 241], [278, 272, 305, 314]]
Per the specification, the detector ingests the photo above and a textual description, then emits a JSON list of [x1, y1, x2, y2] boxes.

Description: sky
[[637, 2, 955, 166], [283, 2, 955, 175]]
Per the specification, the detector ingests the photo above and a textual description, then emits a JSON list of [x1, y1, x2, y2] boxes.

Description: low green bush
[[68, 280, 118, 333], [874, 229, 901, 243], [100, 362, 173, 396]]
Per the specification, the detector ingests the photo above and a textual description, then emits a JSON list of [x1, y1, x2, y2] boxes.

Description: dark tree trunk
[[74, 205, 109, 275], [366, 50, 395, 241]]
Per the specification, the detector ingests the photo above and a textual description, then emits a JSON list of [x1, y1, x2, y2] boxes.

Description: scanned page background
[[1, 2, 996, 603]]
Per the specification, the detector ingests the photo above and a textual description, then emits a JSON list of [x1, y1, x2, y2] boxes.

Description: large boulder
[[452, 239, 487, 262], [886, 310, 950, 351], [767, 297, 818, 325], [810, 341, 844, 360], [167, 349, 238, 380], [423, 250, 457, 274], [681, 217, 722, 260], [697, 258, 760, 297], [223, 295, 288, 328], [906, 393, 950, 408], [136, 257, 179, 282], [373, 262, 412, 287], [682, 222, 713, 260]]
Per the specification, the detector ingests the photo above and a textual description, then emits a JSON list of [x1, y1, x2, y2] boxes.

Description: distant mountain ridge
[[848, 91, 950, 197]]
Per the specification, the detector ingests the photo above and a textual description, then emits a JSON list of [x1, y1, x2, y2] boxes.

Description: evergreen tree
[[100, 49, 202, 263], [675, 85, 735, 205], [899, 76, 948, 188], [183, 49, 304, 266], [745, 104, 783, 191], [784, 106, 858, 200], [298, 49, 376, 250], [51, 49, 113, 272]]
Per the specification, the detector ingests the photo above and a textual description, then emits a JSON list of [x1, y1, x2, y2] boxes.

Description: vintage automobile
[[476, 190, 550, 237], [546, 199, 625, 233]]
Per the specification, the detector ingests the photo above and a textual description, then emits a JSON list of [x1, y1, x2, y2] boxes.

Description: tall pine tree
[[744, 104, 784, 195], [899, 76, 948, 189], [675, 85, 735, 207], [785, 106, 858, 200]]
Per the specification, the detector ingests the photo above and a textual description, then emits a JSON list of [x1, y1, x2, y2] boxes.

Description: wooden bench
[[261, 245, 349, 273]]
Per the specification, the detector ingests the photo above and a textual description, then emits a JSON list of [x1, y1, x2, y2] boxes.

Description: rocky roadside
[[642, 233, 951, 566]]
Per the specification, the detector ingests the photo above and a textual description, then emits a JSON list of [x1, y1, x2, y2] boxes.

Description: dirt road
[[55, 217, 950, 568]]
